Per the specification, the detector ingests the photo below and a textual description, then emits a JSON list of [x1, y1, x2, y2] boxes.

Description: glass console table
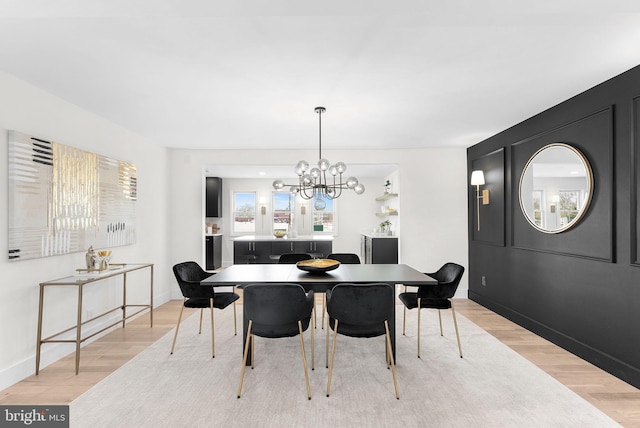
[[36, 263, 154, 375]]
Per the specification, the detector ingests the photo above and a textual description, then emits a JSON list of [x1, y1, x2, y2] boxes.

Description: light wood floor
[[1, 298, 639, 426]]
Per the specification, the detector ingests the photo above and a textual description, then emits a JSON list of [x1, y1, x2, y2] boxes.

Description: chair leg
[[237, 320, 253, 398], [311, 311, 315, 370], [403, 306, 407, 335], [325, 317, 330, 368], [417, 298, 421, 358], [198, 308, 203, 334], [321, 294, 326, 330], [451, 300, 463, 358], [298, 321, 312, 400], [251, 334, 255, 369], [170, 301, 186, 354], [210, 298, 215, 358], [233, 301, 237, 336], [384, 320, 400, 399], [438, 309, 443, 336], [326, 319, 339, 397], [402, 285, 407, 335]]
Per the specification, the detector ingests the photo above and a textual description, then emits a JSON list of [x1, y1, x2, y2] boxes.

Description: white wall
[[169, 147, 469, 299], [0, 73, 172, 390], [0, 71, 469, 390]]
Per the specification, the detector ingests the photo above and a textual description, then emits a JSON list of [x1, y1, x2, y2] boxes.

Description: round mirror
[[519, 143, 593, 233]]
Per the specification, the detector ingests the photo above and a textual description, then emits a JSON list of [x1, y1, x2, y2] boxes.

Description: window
[[558, 190, 580, 227], [532, 190, 544, 228], [273, 192, 294, 233], [312, 194, 334, 233], [233, 192, 256, 233]]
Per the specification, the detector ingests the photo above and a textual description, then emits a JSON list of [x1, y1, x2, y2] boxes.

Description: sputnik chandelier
[[272, 107, 365, 208]]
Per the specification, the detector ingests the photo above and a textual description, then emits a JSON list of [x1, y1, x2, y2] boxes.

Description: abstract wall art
[[8, 130, 137, 261]]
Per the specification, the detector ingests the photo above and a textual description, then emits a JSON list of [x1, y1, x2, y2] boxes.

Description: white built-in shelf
[[375, 193, 398, 201], [376, 210, 398, 217]]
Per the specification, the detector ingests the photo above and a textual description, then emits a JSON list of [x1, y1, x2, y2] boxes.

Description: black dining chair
[[237, 283, 315, 400], [327, 253, 361, 264], [170, 261, 239, 358], [398, 262, 465, 358], [325, 283, 399, 399], [277, 253, 313, 264], [318, 253, 361, 329]]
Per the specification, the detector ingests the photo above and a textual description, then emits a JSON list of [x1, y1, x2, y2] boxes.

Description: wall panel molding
[[510, 107, 614, 262], [632, 95, 640, 265]]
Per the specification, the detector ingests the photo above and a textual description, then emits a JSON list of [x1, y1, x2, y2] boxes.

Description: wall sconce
[[470, 170, 490, 231], [259, 197, 268, 231], [300, 205, 306, 227], [550, 195, 560, 213]]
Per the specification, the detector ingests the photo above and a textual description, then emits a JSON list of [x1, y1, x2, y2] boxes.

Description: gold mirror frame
[[518, 143, 593, 234]]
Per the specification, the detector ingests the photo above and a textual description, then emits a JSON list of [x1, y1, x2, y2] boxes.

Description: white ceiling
[[2, 1, 640, 156]]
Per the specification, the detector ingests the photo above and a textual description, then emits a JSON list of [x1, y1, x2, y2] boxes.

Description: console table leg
[[75, 285, 84, 375], [122, 273, 127, 328], [35, 285, 45, 375], [150, 265, 154, 328]]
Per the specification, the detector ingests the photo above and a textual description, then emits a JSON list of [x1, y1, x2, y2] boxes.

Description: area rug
[[70, 304, 620, 427]]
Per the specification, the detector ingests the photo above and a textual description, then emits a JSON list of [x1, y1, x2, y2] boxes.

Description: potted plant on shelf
[[379, 219, 392, 235], [384, 180, 392, 194]]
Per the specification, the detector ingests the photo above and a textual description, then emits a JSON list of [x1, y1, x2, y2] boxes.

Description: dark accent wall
[[467, 65, 640, 389]]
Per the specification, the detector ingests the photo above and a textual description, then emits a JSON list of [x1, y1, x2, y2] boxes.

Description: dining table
[[201, 263, 434, 365]]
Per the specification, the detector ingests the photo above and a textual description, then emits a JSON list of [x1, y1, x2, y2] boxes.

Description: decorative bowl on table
[[273, 230, 287, 238], [296, 258, 340, 274]]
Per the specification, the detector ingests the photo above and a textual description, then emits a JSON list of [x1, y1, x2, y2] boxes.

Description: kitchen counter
[[361, 232, 396, 238], [233, 235, 333, 241]]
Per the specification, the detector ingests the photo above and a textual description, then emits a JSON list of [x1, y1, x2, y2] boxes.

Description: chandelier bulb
[[310, 167, 321, 179], [296, 160, 309, 173], [314, 197, 326, 211], [346, 176, 359, 189], [318, 158, 330, 171], [354, 183, 365, 195]]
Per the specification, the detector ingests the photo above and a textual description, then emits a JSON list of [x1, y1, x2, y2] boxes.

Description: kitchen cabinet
[[233, 238, 332, 264], [361, 234, 398, 264], [233, 240, 272, 264], [205, 235, 222, 270], [298, 240, 331, 258], [206, 177, 222, 218]]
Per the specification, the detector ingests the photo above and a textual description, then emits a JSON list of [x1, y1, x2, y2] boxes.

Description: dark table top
[[201, 263, 434, 286]]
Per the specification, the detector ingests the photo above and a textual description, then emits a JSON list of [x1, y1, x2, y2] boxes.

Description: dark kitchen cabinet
[[272, 240, 332, 259], [296, 240, 331, 258], [233, 239, 333, 264], [233, 241, 271, 264], [361, 234, 398, 264], [206, 177, 222, 218], [205, 235, 222, 270]]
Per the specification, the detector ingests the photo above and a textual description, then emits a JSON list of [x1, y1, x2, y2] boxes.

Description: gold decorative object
[[97, 250, 112, 270], [296, 258, 340, 273]]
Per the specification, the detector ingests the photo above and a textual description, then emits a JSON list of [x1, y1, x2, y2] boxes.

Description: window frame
[[311, 194, 337, 235], [231, 191, 257, 234]]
